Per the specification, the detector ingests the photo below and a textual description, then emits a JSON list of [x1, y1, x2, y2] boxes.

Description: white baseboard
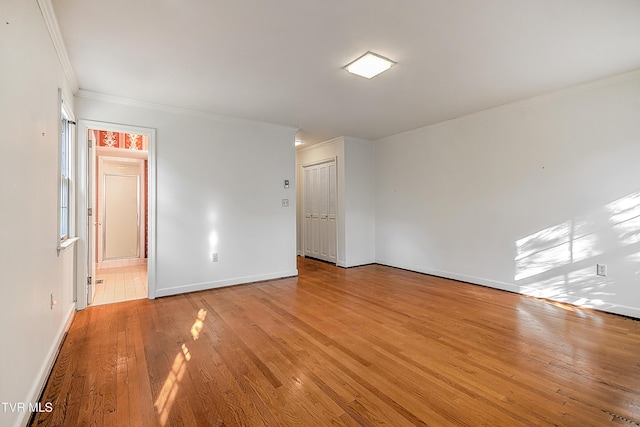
[[375, 258, 520, 293], [342, 258, 377, 268], [596, 303, 640, 319], [375, 258, 640, 319], [18, 305, 75, 427], [155, 269, 299, 298]]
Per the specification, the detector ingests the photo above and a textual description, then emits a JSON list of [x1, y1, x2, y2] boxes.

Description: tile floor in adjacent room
[[92, 263, 147, 306]]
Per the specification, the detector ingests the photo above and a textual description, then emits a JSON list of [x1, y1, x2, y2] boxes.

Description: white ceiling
[[52, 0, 640, 144]]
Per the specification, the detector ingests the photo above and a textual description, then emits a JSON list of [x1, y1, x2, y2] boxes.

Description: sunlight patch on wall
[[209, 231, 218, 252], [208, 208, 219, 256], [605, 192, 640, 245], [514, 191, 640, 310], [515, 219, 601, 280], [518, 266, 613, 306], [626, 252, 640, 277]]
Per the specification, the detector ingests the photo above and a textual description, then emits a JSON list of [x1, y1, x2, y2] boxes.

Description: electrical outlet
[[282, 199, 289, 207], [211, 253, 218, 262], [596, 264, 607, 277]]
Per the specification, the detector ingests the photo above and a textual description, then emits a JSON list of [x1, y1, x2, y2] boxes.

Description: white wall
[[296, 138, 346, 264], [295, 137, 376, 267], [2, 8, 637, 427], [343, 137, 376, 266], [375, 71, 640, 318], [0, 1, 77, 426], [75, 96, 298, 296]]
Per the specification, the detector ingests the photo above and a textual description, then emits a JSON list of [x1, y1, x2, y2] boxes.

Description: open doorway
[[91, 130, 149, 305], [76, 121, 156, 310]]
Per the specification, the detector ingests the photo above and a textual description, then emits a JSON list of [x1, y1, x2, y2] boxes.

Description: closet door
[[326, 162, 337, 263], [304, 166, 319, 259], [303, 160, 336, 263], [319, 163, 329, 259]]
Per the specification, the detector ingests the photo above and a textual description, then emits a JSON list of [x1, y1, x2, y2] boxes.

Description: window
[[59, 93, 75, 244]]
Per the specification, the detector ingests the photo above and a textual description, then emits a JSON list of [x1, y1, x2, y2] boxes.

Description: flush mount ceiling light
[[344, 51, 396, 79]]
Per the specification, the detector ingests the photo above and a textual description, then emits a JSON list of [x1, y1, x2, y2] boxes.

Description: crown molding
[[37, 0, 79, 93], [76, 89, 297, 134], [461, 67, 640, 123], [296, 136, 344, 152], [381, 67, 640, 141]]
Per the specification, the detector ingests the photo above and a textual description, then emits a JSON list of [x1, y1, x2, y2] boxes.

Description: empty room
[[2, 0, 640, 426]]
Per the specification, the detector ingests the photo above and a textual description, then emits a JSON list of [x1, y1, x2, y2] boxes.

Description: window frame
[[58, 90, 76, 251]]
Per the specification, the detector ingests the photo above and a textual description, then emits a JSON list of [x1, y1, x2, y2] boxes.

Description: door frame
[[301, 156, 338, 263], [76, 120, 157, 309]]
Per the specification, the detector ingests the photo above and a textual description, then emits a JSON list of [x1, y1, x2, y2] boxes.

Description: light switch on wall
[[284, 179, 290, 189]]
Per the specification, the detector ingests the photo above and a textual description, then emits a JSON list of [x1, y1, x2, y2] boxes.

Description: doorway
[[75, 122, 156, 310], [92, 131, 149, 305]]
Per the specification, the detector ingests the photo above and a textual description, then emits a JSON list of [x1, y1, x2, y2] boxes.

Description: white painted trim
[[147, 127, 157, 300], [57, 236, 79, 254], [76, 120, 157, 310], [37, 0, 79, 93], [76, 90, 297, 134], [375, 258, 521, 293], [60, 91, 75, 121], [342, 259, 376, 268], [18, 305, 75, 427], [602, 304, 640, 319], [297, 136, 344, 153], [300, 156, 337, 169], [96, 146, 148, 159], [379, 68, 640, 142], [155, 270, 299, 298], [57, 90, 77, 255], [375, 259, 640, 319]]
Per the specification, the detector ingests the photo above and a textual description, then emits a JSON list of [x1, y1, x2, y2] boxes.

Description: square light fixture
[[344, 51, 396, 79]]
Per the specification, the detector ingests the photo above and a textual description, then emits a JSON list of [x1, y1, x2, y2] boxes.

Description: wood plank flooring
[[31, 257, 640, 426]]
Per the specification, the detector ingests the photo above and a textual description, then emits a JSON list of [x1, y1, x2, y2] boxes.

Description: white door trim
[[76, 120, 157, 309]]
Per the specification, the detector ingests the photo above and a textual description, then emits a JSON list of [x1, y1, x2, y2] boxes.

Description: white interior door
[[303, 160, 336, 263], [97, 157, 143, 265], [104, 174, 140, 259]]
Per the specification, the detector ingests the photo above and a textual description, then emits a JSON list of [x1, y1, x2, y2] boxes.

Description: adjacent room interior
[[2, 0, 640, 426], [90, 129, 149, 305]]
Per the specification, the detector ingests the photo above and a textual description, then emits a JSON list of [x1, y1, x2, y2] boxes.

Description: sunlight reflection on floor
[[154, 309, 204, 426]]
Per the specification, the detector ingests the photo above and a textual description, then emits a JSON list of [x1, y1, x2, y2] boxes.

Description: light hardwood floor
[[32, 257, 640, 426]]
